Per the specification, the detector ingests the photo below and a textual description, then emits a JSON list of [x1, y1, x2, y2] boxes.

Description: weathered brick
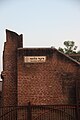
[[1, 30, 80, 108]]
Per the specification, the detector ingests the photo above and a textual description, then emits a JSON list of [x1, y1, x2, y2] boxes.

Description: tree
[[77, 50, 80, 54], [58, 40, 77, 54]]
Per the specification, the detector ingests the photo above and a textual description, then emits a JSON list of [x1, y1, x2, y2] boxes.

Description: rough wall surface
[[1, 30, 80, 107], [17, 48, 79, 105], [2, 30, 23, 106]]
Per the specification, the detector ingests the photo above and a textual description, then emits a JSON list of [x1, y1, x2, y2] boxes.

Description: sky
[[0, 0, 80, 80]]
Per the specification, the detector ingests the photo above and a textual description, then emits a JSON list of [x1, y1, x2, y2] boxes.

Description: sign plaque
[[24, 56, 46, 63]]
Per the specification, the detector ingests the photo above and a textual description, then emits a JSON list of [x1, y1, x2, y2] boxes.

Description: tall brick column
[[1, 29, 23, 106]]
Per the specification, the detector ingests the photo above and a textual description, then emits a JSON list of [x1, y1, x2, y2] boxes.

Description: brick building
[[1, 29, 80, 108], [0, 81, 2, 106]]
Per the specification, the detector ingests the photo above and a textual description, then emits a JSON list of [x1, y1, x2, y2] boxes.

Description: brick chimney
[[1, 29, 23, 106]]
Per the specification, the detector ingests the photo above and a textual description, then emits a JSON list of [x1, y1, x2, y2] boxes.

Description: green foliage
[[58, 40, 78, 54], [77, 50, 80, 54], [58, 47, 64, 53]]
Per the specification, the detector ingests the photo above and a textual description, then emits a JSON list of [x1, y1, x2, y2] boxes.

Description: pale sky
[[0, 0, 80, 80]]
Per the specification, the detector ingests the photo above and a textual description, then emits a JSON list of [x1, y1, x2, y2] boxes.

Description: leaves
[[58, 40, 78, 54]]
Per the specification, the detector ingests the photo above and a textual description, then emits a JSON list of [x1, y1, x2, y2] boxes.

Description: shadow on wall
[[0, 81, 2, 91]]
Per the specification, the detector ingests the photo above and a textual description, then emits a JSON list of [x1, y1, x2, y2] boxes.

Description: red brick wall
[[2, 30, 23, 106], [17, 48, 79, 105], [1, 30, 80, 107]]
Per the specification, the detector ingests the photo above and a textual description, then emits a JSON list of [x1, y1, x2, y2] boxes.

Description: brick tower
[[1, 29, 23, 106]]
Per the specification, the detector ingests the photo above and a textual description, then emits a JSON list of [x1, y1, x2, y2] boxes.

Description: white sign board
[[24, 56, 46, 63]]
